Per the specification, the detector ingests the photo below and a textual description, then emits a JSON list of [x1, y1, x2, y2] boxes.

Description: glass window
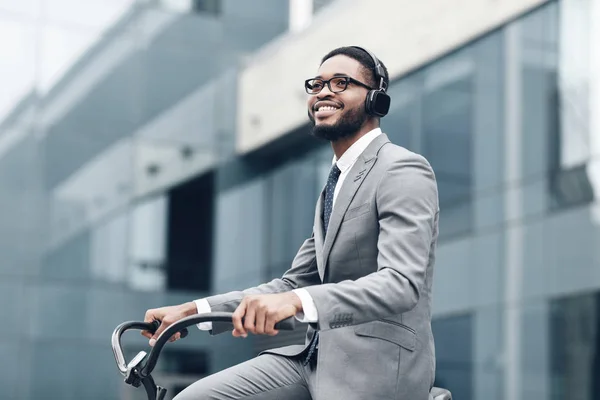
[[519, 2, 560, 179], [432, 313, 474, 400], [548, 0, 596, 211], [129, 195, 169, 292], [212, 178, 267, 293], [380, 73, 420, 151], [470, 32, 505, 193], [0, 133, 44, 277], [549, 291, 600, 400], [265, 162, 295, 278], [509, 1, 594, 214], [0, 341, 22, 399], [264, 151, 322, 279], [421, 50, 474, 239], [382, 31, 504, 240], [42, 230, 92, 282], [166, 172, 214, 292], [289, 157, 319, 252]]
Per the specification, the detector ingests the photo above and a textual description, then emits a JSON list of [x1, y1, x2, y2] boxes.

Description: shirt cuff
[[292, 288, 318, 323], [193, 298, 212, 330]]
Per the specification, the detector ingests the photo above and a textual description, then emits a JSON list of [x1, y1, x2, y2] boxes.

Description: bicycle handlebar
[[112, 312, 296, 378]]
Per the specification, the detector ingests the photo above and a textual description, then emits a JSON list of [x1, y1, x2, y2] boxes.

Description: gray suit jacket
[[206, 133, 440, 400]]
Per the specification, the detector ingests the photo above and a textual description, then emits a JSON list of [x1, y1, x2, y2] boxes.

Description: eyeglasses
[[304, 76, 373, 95]]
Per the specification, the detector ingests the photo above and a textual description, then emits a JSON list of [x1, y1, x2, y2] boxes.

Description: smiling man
[[307, 51, 387, 142], [143, 46, 440, 400]]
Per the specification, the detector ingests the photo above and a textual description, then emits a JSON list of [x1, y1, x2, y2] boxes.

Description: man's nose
[[317, 83, 335, 98]]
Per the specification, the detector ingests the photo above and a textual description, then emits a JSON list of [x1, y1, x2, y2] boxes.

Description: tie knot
[[328, 164, 341, 182]]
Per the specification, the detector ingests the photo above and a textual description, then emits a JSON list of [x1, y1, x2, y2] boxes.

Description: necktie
[[303, 163, 341, 366], [323, 163, 341, 234]]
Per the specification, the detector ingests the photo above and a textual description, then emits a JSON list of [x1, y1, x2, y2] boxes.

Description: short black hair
[[320, 46, 389, 90]]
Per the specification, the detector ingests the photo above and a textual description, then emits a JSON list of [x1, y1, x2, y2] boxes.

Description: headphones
[[351, 46, 391, 118]]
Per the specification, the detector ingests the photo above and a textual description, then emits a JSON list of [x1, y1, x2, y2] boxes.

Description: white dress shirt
[[194, 128, 383, 330]]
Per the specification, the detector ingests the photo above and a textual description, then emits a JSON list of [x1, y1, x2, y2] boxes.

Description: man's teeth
[[318, 106, 338, 111]]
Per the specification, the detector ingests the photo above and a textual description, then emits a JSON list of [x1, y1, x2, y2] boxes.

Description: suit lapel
[[313, 188, 325, 276], [318, 133, 390, 280]]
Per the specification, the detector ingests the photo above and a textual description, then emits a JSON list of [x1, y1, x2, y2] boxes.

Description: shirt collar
[[333, 127, 382, 173]]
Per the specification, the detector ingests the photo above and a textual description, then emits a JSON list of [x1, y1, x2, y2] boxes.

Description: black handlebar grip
[[235, 316, 296, 330], [274, 316, 296, 330], [151, 320, 189, 339], [149, 315, 293, 340]]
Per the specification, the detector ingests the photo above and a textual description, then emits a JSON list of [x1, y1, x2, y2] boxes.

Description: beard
[[308, 105, 367, 142]]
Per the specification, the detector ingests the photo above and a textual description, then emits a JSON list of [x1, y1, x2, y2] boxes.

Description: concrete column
[[503, 21, 523, 400]]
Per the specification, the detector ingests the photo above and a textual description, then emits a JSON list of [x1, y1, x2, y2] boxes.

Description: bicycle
[[112, 312, 452, 400]]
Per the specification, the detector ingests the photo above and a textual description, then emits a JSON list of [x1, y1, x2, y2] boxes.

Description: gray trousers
[[173, 354, 316, 400]]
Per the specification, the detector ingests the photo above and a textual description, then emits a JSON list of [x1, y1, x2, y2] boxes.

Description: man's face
[[307, 55, 372, 141]]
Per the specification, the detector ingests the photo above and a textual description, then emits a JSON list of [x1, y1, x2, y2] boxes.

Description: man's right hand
[[142, 302, 197, 346]]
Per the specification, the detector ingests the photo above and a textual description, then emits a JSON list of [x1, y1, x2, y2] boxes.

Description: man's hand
[[142, 302, 197, 346], [232, 292, 302, 337]]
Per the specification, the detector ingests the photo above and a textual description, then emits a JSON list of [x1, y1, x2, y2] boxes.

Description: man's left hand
[[232, 292, 302, 337]]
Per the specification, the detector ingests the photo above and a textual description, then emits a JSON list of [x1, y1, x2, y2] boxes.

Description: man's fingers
[[144, 309, 155, 324], [232, 329, 244, 337], [266, 306, 295, 336], [169, 332, 181, 342], [142, 305, 191, 345], [141, 330, 153, 339], [243, 304, 256, 334], [149, 320, 169, 347], [232, 301, 247, 337], [254, 306, 266, 335], [264, 312, 280, 336], [143, 309, 160, 341]]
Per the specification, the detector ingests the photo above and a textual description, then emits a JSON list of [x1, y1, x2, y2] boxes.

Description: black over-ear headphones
[[351, 46, 391, 117]]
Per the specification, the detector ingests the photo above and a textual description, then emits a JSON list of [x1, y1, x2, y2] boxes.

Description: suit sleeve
[[205, 231, 322, 334], [303, 155, 439, 331]]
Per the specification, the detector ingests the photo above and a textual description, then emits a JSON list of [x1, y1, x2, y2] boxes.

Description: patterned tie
[[323, 163, 341, 234], [303, 163, 341, 366]]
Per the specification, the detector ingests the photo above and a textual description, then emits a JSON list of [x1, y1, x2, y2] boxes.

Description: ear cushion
[[365, 90, 391, 117]]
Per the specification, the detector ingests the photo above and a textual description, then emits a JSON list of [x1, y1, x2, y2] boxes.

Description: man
[[142, 46, 440, 400]]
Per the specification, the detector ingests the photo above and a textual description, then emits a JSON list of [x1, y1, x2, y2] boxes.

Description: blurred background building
[[0, 0, 598, 399]]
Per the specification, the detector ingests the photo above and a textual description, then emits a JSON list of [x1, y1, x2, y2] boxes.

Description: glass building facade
[[0, 0, 598, 399], [0, 1, 290, 399]]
